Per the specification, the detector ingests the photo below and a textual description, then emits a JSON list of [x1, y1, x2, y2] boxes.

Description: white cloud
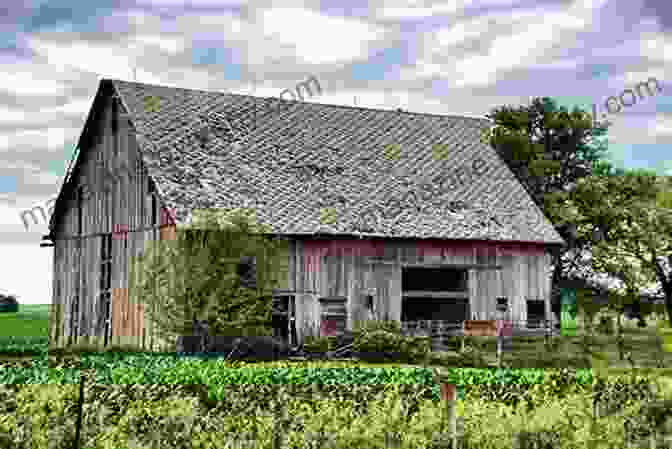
[[640, 36, 672, 62], [29, 37, 139, 80], [134, 0, 245, 5], [651, 115, 672, 137], [408, 4, 593, 87], [0, 70, 69, 96], [257, 7, 386, 65], [620, 69, 667, 87], [0, 243, 52, 305], [452, 11, 587, 87], [130, 34, 188, 54], [376, 0, 520, 19], [433, 14, 502, 47], [178, 12, 244, 34], [0, 127, 80, 153]]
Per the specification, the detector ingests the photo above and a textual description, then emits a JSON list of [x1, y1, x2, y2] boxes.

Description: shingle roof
[[102, 79, 563, 245]]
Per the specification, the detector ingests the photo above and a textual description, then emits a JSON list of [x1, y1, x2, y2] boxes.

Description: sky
[[0, 0, 670, 305]]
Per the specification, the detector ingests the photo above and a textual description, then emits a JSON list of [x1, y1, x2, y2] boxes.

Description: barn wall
[[50, 84, 172, 352], [291, 238, 554, 343]]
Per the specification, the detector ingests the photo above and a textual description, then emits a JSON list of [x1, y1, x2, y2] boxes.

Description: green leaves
[[552, 170, 672, 324], [486, 96, 610, 215], [129, 207, 288, 345]]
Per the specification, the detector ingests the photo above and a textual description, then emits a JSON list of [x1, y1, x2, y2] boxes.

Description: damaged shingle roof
[[100, 79, 563, 244]]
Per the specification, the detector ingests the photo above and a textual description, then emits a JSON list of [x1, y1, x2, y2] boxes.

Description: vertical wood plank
[[388, 262, 402, 322], [468, 269, 477, 320], [346, 252, 357, 330]]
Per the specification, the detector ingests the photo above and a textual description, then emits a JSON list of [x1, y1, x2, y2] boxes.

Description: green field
[[1, 305, 671, 371], [0, 304, 49, 337]]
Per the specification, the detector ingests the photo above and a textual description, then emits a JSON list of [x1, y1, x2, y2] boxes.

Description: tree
[[482, 97, 615, 324], [549, 170, 672, 327], [0, 292, 19, 313], [128, 207, 289, 347]]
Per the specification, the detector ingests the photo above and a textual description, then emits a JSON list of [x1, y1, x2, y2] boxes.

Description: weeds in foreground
[[3, 374, 670, 449]]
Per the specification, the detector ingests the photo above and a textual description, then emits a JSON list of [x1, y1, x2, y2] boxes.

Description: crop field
[[0, 304, 49, 337], [2, 305, 672, 448]]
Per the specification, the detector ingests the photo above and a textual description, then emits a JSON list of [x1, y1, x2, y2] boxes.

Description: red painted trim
[[301, 239, 547, 272]]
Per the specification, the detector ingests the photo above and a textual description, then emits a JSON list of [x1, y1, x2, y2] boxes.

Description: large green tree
[[128, 207, 289, 346], [546, 170, 672, 326], [481, 97, 615, 324]]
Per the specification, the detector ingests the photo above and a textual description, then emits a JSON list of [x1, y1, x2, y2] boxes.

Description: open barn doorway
[[272, 295, 297, 347], [401, 267, 470, 323]]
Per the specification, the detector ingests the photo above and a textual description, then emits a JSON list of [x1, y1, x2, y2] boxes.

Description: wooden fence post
[[72, 369, 87, 449], [440, 382, 458, 448]]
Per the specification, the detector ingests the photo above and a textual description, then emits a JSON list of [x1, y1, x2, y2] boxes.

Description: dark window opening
[[402, 298, 469, 323], [402, 266, 469, 324], [237, 256, 256, 289], [272, 296, 297, 346], [527, 300, 546, 328], [402, 267, 468, 292], [151, 193, 157, 228], [111, 99, 119, 134], [100, 235, 113, 345], [365, 294, 374, 311], [71, 244, 81, 340]]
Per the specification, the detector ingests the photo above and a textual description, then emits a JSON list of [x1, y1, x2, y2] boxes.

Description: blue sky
[[0, 0, 670, 304]]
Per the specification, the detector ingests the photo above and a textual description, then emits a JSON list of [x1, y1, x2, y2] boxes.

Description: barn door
[[272, 295, 297, 346]]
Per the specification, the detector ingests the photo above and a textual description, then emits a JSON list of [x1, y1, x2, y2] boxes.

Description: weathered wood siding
[[290, 238, 553, 343], [50, 83, 173, 352]]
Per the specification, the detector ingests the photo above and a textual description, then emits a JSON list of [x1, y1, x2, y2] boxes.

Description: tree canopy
[[481, 96, 616, 323], [547, 169, 672, 325]]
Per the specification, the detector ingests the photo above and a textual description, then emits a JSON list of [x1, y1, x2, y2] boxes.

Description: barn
[[43, 78, 565, 352]]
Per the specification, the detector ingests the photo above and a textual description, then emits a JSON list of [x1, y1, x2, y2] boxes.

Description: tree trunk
[[550, 254, 564, 327], [616, 309, 623, 361], [665, 281, 672, 328]]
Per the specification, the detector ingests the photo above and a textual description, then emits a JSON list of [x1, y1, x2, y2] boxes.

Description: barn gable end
[[49, 81, 174, 351]]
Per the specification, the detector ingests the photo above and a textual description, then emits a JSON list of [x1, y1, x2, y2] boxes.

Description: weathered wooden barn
[[44, 78, 565, 352]]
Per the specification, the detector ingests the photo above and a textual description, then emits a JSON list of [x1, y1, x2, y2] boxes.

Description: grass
[[0, 303, 49, 337], [1, 305, 671, 371]]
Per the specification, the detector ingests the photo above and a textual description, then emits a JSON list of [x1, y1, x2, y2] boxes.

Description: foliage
[[482, 97, 609, 209], [0, 292, 19, 313], [350, 320, 431, 363], [482, 97, 616, 323], [128, 208, 289, 347], [5, 366, 659, 449], [352, 318, 403, 335], [302, 335, 337, 354], [548, 170, 672, 326], [596, 315, 614, 335]]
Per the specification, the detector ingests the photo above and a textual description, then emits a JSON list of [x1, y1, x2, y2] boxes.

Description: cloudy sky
[[0, 0, 670, 305]]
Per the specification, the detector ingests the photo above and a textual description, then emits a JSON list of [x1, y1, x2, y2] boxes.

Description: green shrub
[[597, 316, 614, 335], [302, 335, 336, 354], [352, 319, 402, 335], [0, 303, 18, 313], [0, 294, 19, 313], [352, 320, 431, 363]]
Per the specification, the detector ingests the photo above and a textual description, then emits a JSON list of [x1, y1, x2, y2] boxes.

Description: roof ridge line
[[107, 78, 494, 123]]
